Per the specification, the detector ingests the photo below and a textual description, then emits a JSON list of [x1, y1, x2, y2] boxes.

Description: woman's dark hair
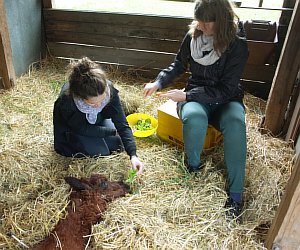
[[188, 0, 239, 54], [68, 57, 107, 99]]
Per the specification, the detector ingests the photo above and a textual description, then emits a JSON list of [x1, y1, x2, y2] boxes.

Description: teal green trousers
[[179, 101, 246, 193]]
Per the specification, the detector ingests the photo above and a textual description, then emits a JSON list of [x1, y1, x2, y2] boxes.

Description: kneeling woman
[[53, 57, 143, 174]]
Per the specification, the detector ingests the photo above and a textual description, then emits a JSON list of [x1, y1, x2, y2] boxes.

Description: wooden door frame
[[262, 0, 300, 136], [0, 0, 15, 89]]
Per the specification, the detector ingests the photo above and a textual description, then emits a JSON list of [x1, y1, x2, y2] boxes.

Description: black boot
[[225, 197, 242, 222], [184, 154, 203, 174]]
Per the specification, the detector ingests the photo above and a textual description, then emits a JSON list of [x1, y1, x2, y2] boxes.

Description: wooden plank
[[285, 91, 300, 141], [45, 20, 187, 41], [266, 155, 300, 249], [262, 0, 300, 135], [43, 9, 192, 30], [283, 72, 300, 139], [48, 42, 176, 69], [0, 0, 15, 89], [275, 181, 300, 249], [46, 30, 181, 53], [242, 64, 276, 82]]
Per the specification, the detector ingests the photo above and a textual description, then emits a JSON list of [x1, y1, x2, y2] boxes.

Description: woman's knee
[[219, 103, 245, 129], [181, 102, 208, 126], [182, 112, 208, 128]]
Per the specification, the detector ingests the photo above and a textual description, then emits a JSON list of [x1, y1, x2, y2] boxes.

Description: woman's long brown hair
[[188, 0, 239, 55]]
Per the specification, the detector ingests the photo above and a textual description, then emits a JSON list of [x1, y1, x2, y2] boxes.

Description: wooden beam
[[282, 0, 297, 8], [262, 0, 300, 136], [265, 155, 300, 249], [0, 0, 15, 89], [242, 64, 275, 82]]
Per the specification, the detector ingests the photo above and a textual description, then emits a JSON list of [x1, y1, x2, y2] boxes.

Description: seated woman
[[53, 57, 143, 174], [144, 0, 248, 219]]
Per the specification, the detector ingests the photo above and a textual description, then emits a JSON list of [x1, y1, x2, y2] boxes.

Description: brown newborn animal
[[31, 174, 129, 250]]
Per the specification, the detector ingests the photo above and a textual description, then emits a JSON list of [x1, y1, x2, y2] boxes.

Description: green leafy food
[[125, 169, 138, 184], [134, 118, 153, 131]]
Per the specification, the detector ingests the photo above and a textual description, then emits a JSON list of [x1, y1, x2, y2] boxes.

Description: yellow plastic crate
[[157, 100, 223, 150]]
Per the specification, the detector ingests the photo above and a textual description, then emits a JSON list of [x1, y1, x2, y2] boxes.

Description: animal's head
[[64, 174, 130, 202]]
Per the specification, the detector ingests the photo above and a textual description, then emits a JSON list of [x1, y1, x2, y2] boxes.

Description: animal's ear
[[64, 176, 87, 191]]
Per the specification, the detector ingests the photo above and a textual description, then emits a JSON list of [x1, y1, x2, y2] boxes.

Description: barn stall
[[0, 0, 300, 249]]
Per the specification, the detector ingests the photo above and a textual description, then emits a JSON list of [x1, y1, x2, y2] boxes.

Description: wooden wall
[[43, 6, 297, 99], [43, 9, 284, 99]]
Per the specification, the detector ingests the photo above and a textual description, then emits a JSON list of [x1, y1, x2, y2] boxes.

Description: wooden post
[[0, 0, 15, 89], [42, 0, 52, 8], [265, 155, 300, 249], [261, 0, 300, 136]]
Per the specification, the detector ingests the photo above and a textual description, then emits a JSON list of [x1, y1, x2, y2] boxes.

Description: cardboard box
[[157, 100, 222, 150]]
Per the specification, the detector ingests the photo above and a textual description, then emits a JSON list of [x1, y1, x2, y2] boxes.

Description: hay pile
[[0, 58, 295, 249]]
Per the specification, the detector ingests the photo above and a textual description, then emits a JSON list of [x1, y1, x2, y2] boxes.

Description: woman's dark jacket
[[155, 33, 249, 104], [53, 84, 137, 157]]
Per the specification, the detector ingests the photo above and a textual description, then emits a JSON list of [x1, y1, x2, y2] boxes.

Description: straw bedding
[[0, 58, 295, 249]]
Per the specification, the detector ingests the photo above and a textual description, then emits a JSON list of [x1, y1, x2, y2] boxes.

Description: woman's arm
[[155, 33, 191, 89], [106, 91, 137, 157]]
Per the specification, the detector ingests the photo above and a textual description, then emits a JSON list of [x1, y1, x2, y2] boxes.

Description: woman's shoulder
[[54, 92, 76, 112], [57, 92, 72, 102], [184, 32, 193, 42], [230, 36, 248, 53]]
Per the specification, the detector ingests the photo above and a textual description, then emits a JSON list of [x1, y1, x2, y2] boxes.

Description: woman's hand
[[157, 89, 186, 102], [130, 155, 144, 175], [144, 82, 160, 97]]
